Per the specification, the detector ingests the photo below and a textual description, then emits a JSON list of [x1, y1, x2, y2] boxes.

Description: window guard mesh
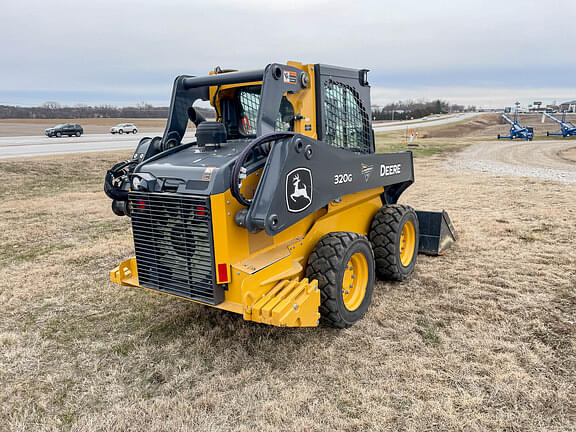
[[323, 80, 371, 153], [238, 87, 291, 135]]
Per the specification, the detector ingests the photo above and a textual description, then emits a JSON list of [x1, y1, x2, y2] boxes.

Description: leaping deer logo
[[290, 174, 311, 202], [286, 168, 313, 213]]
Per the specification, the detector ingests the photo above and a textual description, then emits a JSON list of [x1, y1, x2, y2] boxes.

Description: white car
[[110, 123, 138, 134]]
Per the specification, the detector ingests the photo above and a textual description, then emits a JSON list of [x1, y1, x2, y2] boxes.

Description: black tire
[[111, 131, 116, 134], [305, 232, 375, 328], [119, 129, 124, 134], [369, 204, 419, 281], [133, 129, 137, 134], [56, 131, 62, 137], [75, 131, 81, 137]]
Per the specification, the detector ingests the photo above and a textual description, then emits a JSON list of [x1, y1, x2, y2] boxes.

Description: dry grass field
[[1, 124, 575, 430]]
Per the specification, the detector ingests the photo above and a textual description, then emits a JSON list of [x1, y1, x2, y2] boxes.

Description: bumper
[[110, 257, 320, 327]]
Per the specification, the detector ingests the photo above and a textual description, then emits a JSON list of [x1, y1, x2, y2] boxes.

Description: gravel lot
[[449, 139, 576, 184]]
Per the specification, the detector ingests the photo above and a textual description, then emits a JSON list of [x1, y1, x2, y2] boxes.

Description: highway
[[0, 113, 480, 159], [373, 112, 478, 132]]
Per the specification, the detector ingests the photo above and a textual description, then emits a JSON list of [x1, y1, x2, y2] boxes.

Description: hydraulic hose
[[104, 159, 137, 200], [229, 132, 296, 207]]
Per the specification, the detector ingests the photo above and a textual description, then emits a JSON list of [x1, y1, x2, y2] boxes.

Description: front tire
[[56, 131, 62, 137], [119, 129, 124, 134], [75, 131, 81, 137], [305, 232, 375, 328], [369, 205, 419, 281]]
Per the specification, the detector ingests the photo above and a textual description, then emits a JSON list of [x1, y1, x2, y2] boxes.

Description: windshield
[[237, 86, 294, 136], [53, 124, 65, 128]]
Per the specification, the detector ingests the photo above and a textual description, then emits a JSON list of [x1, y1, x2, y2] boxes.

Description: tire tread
[[369, 204, 418, 281]]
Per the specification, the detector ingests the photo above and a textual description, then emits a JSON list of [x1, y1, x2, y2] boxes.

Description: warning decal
[[283, 70, 297, 84]]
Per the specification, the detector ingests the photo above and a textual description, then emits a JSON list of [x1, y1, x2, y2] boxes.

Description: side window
[[237, 86, 293, 136], [323, 80, 371, 153]]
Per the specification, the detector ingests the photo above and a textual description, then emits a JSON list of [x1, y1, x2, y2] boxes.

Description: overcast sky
[[1, 0, 575, 108]]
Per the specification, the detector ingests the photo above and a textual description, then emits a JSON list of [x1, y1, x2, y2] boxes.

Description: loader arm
[[241, 134, 414, 235]]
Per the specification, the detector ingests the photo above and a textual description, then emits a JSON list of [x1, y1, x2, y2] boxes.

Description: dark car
[[45, 123, 83, 137]]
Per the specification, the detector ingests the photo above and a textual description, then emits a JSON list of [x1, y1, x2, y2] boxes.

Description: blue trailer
[[544, 111, 576, 137]]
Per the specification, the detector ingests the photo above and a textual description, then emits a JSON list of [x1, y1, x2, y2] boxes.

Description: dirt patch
[[418, 113, 576, 140], [419, 113, 501, 138], [0, 152, 574, 431], [0, 118, 168, 136], [559, 146, 576, 163]]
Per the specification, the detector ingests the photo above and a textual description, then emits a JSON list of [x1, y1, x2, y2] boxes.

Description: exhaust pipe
[[187, 107, 206, 127]]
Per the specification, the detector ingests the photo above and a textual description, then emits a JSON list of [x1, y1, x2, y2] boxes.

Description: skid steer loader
[[105, 61, 456, 328]]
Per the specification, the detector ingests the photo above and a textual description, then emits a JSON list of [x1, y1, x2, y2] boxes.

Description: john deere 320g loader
[[105, 61, 456, 328]]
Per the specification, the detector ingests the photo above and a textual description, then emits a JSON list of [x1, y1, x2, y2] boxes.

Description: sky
[[1, 0, 575, 108]]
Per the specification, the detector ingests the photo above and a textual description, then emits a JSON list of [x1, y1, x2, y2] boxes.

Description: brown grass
[[0, 144, 575, 430]]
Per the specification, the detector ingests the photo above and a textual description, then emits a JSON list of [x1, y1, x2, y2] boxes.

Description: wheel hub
[[342, 252, 368, 311], [399, 220, 416, 266]]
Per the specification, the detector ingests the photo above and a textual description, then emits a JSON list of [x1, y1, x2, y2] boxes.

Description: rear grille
[[129, 191, 224, 305]]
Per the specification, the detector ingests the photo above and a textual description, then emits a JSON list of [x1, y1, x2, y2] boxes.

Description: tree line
[[371, 99, 477, 121], [0, 103, 214, 120]]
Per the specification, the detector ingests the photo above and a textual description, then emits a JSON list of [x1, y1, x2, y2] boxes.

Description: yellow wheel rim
[[342, 252, 368, 311], [399, 220, 416, 267]]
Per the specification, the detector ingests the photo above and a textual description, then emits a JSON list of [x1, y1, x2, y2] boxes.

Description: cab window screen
[[237, 86, 293, 136], [322, 80, 371, 153]]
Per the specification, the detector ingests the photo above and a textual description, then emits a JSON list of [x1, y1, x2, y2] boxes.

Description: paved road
[[0, 113, 480, 159], [0, 132, 189, 159], [373, 112, 479, 132], [0, 134, 141, 159]]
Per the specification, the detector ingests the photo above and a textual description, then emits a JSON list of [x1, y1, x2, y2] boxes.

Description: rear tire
[[369, 205, 419, 281], [133, 129, 137, 134], [305, 232, 375, 328], [119, 129, 124, 134], [75, 131, 81, 137]]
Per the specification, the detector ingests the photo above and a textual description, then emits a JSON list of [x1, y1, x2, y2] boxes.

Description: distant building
[[545, 104, 558, 113], [559, 100, 576, 112]]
